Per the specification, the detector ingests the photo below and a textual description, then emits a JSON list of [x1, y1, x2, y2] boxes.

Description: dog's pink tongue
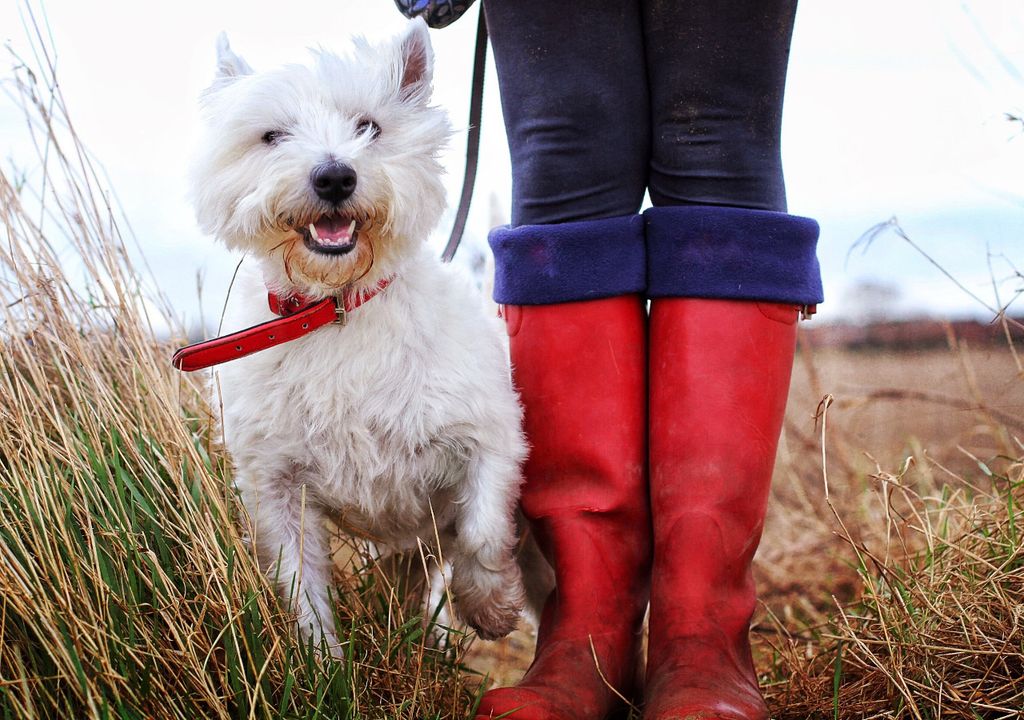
[[312, 217, 355, 246]]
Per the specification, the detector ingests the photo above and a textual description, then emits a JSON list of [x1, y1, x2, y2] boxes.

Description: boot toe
[[643, 653, 768, 720], [644, 695, 765, 720], [474, 686, 560, 719], [643, 679, 767, 720]]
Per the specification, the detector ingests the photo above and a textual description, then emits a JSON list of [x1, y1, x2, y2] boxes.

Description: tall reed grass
[[764, 413, 1023, 717], [0, 18, 476, 720], [754, 285, 1024, 716]]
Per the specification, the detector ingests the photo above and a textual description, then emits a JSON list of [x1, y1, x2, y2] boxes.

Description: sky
[[1, 0, 1022, 326]]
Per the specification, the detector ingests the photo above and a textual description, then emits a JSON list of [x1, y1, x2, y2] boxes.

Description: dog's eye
[[261, 130, 286, 146], [356, 118, 381, 141]]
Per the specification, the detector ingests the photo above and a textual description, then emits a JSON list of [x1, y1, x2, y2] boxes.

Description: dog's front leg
[[243, 479, 339, 655], [450, 448, 525, 640]]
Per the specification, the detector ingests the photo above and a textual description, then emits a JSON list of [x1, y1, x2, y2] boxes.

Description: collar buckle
[[333, 298, 348, 326]]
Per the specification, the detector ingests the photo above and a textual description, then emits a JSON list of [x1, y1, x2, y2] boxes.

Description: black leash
[[441, 9, 488, 263]]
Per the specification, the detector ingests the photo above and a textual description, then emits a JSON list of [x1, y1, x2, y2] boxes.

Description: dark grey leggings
[[483, 0, 798, 226]]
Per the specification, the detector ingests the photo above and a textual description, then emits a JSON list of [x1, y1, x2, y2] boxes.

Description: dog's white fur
[[190, 20, 528, 649]]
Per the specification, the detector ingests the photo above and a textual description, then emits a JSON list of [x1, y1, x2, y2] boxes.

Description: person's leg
[[643, 0, 796, 212], [477, 2, 652, 718], [639, 2, 823, 718], [486, 0, 650, 226]]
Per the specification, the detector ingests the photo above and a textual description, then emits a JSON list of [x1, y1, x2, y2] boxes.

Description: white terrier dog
[[188, 19, 527, 650]]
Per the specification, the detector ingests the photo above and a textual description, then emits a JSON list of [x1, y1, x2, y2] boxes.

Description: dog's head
[[190, 19, 449, 297]]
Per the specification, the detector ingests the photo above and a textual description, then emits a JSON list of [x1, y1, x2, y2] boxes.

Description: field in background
[[759, 335, 1023, 717], [766, 335, 1022, 607]]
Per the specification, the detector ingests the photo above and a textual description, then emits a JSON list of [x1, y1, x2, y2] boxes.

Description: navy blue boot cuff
[[489, 215, 646, 305], [644, 206, 824, 305]]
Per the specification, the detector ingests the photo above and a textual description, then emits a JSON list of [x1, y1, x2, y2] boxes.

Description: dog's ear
[[215, 33, 253, 83], [397, 18, 433, 102]]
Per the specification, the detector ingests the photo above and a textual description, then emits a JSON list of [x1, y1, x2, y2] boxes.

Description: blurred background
[[0, 0, 1021, 330]]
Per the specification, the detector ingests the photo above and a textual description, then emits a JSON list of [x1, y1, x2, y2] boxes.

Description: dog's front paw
[[452, 559, 525, 640], [462, 592, 523, 640]]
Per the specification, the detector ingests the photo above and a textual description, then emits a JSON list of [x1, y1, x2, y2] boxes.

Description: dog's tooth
[[347, 219, 357, 236], [308, 223, 319, 241]]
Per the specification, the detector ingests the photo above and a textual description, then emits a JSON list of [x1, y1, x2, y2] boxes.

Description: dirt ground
[[465, 334, 1024, 691]]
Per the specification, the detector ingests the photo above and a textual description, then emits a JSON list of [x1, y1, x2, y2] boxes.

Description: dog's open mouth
[[299, 216, 359, 256]]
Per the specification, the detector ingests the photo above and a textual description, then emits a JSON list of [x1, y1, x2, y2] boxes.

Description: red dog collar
[[171, 277, 392, 372]]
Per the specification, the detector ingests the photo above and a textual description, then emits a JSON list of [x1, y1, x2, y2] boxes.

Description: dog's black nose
[[310, 162, 357, 204]]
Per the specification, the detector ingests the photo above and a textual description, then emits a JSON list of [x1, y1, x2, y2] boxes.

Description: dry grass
[[0, 18, 478, 720], [754, 340, 1024, 719]]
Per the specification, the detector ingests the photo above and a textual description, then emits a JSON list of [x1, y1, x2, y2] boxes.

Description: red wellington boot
[[644, 298, 800, 720], [475, 296, 651, 720]]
